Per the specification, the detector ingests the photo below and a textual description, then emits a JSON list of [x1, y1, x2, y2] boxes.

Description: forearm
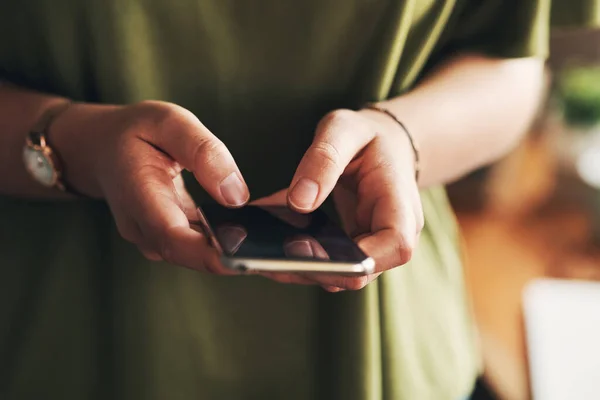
[[0, 84, 118, 199], [379, 54, 546, 188], [2, 55, 544, 198], [0, 84, 72, 198]]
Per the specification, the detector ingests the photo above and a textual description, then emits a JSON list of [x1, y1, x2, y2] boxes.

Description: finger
[[131, 165, 235, 275], [137, 243, 163, 261], [173, 174, 199, 221], [354, 139, 421, 271], [304, 272, 380, 291], [301, 188, 416, 289], [297, 240, 379, 290], [288, 110, 375, 213], [261, 272, 319, 285], [110, 209, 144, 245], [323, 286, 344, 293], [357, 194, 418, 272], [143, 104, 249, 207], [109, 205, 163, 261], [332, 184, 359, 235], [305, 274, 379, 291], [156, 226, 233, 275], [299, 205, 415, 290]]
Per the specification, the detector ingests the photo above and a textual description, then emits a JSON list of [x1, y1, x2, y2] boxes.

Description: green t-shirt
[[0, 1, 596, 399]]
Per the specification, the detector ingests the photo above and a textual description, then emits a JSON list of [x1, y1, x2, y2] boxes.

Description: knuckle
[[309, 141, 341, 171], [397, 246, 413, 265], [342, 276, 370, 291], [139, 101, 193, 127], [157, 229, 175, 264], [140, 249, 162, 262], [134, 166, 173, 196], [118, 227, 138, 243], [118, 227, 138, 244], [192, 137, 228, 169], [113, 215, 141, 244], [130, 101, 199, 139], [197, 257, 217, 274], [320, 109, 355, 129], [392, 233, 414, 265], [387, 228, 415, 266], [137, 161, 181, 184]]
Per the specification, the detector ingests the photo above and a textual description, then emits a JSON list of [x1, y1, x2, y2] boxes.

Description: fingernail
[[289, 178, 319, 210], [323, 286, 342, 293], [285, 240, 314, 258], [220, 173, 249, 207]]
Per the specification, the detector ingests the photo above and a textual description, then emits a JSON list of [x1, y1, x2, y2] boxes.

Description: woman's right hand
[[52, 100, 249, 272]]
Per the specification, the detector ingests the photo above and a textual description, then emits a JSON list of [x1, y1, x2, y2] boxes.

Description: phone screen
[[198, 204, 369, 264]]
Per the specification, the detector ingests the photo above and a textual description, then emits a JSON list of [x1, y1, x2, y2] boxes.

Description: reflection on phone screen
[[200, 205, 367, 263]]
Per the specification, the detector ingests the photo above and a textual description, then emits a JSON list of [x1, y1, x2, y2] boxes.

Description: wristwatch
[[23, 101, 78, 193]]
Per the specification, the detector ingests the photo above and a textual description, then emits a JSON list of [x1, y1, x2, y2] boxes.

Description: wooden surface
[[450, 129, 600, 400]]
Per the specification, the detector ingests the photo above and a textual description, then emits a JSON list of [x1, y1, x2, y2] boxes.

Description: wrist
[[358, 105, 420, 183], [49, 102, 122, 198]]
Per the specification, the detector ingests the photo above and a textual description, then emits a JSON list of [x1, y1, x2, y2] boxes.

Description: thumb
[[287, 110, 374, 213], [137, 102, 249, 207]]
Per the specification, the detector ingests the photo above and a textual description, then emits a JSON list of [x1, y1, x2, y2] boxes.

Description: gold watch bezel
[[24, 131, 65, 190], [24, 101, 72, 191]]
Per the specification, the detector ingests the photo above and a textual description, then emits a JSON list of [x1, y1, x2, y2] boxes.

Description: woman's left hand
[[261, 108, 424, 291]]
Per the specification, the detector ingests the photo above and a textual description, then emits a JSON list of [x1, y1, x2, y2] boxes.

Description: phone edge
[[221, 256, 376, 276]]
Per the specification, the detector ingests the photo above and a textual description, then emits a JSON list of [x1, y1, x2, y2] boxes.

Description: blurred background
[[449, 27, 600, 400]]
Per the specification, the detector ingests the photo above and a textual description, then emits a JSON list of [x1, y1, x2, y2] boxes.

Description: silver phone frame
[[221, 256, 375, 275]]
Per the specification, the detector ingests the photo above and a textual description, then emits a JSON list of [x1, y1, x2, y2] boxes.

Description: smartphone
[[196, 204, 375, 275]]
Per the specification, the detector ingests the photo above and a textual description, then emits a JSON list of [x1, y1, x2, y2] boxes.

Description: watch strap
[[30, 101, 88, 197], [31, 101, 72, 141]]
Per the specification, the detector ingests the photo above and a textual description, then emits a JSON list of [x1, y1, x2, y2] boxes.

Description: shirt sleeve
[[438, 0, 600, 60], [441, 0, 551, 58], [552, 0, 600, 28]]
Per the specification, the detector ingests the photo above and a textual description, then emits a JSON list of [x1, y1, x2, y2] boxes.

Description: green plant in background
[[557, 66, 600, 128], [555, 65, 600, 189]]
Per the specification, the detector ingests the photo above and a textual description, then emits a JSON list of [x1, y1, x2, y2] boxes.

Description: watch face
[[23, 146, 57, 187]]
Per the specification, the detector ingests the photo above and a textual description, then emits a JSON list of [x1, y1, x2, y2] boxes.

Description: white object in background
[[523, 279, 600, 400]]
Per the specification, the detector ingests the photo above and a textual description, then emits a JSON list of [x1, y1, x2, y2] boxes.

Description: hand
[[277, 108, 424, 291], [53, 100, 249, 273]]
